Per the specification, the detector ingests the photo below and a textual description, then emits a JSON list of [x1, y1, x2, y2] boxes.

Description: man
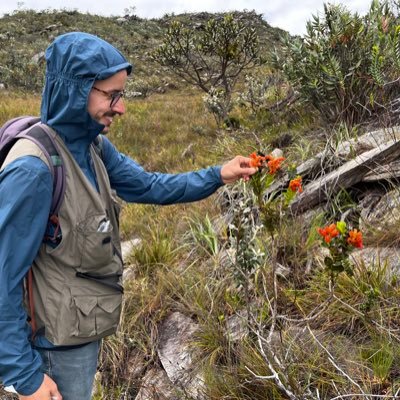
[[0, 32, 256, 400]]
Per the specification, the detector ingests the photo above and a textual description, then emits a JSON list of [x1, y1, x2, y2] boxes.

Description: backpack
[[0, 116, 104, 238], [0, 116, 66, 237], [0, 116, 67, 335]]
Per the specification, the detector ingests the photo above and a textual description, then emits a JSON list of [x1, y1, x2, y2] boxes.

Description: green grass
[[109, 90, 220, 170]]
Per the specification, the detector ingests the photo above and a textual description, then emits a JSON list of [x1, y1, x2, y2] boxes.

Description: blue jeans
[[35, 340, 100, 400]]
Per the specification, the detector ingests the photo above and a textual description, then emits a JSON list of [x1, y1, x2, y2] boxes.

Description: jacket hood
[[40, 32, 132, 148]]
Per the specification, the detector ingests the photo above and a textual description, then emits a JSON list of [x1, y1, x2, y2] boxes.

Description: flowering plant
[[248, 151, 302, 235], [227, 151, 303, 288], [317, 221, 363, 277]]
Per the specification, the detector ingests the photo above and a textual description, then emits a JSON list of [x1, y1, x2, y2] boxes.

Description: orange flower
[[318, 223, 339, 244], [249, 152, 264, 168], [267, 156, 285, 175], [288, 176, 303, 193], [347, 229, 363, 248]]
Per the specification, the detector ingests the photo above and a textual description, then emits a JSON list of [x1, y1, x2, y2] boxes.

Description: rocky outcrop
[[157, 312, 206, 400]]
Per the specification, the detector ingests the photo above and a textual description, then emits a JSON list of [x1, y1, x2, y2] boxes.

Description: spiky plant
[[276, 0, 400, 129]]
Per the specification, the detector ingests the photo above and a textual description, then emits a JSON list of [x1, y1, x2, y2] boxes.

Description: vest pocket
[[71, 293, 122, 338], [77, 214, 115, 270]]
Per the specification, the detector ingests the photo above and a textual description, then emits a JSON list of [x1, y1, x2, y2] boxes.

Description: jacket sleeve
[[0, 156, 52, 395], [100, 136, 224, 204]]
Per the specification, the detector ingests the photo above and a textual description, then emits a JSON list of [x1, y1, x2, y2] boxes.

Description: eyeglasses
[[92, 86, 125, 108]]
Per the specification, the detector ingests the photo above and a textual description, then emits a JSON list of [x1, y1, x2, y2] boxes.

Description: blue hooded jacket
[[0, 32, 223, 395]]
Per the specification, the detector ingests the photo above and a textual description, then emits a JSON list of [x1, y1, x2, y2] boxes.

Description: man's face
[[87, 69, 128, 133]]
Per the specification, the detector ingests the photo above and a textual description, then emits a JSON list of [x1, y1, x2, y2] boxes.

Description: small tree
[[152, 14, 260, 126]]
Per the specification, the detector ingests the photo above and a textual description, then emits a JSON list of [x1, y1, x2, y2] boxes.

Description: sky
[[2, 0, 371, 36]]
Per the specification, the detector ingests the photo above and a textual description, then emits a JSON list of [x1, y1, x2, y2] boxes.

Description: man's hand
[[220, 155, 257, 184], [19, 374, 62, 400]]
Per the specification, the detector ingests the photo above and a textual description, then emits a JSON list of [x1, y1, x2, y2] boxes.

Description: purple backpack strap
[[0, 117, 65, 217], [23, 124, 66, 217], [0, 116, 40, 139]]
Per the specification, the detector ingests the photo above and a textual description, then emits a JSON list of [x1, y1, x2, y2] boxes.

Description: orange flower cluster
[[317, 224, 339, 244], [249, 152, 264, 168], [347, 229, 363, 248], [317, 222, 363, 276], [318, 224, 363, 249], [288, 176, 303, 193], [267, 156, 285, 175], [249, 152, 285, 175]]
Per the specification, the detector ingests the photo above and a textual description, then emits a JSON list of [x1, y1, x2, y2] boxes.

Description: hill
[[0, 9, 287, 93]]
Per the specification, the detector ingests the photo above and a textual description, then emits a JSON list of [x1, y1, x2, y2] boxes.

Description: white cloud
[[3, 0, 373, 35], [263, 0, 371, 35]]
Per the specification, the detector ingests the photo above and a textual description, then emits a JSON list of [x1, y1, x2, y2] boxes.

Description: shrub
[[276, 0, 400, 128]]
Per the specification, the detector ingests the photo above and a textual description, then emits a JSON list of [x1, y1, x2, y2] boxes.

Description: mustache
[[104, 111, 122, 117]]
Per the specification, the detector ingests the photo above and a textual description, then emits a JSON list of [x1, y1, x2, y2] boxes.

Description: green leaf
[[336, 221, 347, 235]]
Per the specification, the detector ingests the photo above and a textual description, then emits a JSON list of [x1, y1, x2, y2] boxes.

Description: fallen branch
[[290, 139, 400, 213]]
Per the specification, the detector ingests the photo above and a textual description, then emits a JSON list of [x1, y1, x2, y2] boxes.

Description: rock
[[135, 367, 179, 400], [358, 190, 385, 226], [121, 238, 141, 260], [121, 239, 141, 281], [40, 24, 60, 32], [123, 265, 136, 282], [351, 246, 400, 275], [193, 22, 204, 30], [359, 189, 400, 240], [31, 51, 45, 64], [157, 312, 206, 399], [226, 311, 248, 342], [271, 148, 284, 158], [275, 262, 291, 278], [0, 83, 5, 91]]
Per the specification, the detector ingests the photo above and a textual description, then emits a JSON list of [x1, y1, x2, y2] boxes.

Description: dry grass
[[3, 90, 400, 399]]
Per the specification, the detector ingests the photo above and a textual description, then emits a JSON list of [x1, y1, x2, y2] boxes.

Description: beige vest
[[2, 128, 123, 346]]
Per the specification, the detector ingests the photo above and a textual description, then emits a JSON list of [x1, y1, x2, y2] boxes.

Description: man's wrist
[[14, 371, 44, 396]]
